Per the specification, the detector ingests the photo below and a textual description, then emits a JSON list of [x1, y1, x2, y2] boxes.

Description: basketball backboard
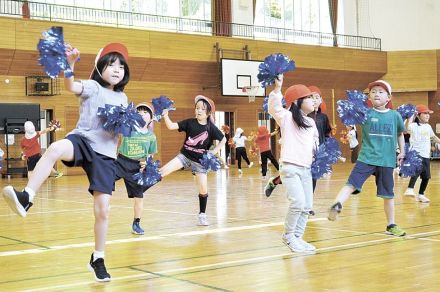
[[221, 58, 265, 97]]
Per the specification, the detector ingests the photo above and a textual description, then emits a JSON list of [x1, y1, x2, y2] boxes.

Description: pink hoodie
[[268, 91, 318, 167]]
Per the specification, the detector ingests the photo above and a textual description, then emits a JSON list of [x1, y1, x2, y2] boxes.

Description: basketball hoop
[[242, 86, 259, 103]]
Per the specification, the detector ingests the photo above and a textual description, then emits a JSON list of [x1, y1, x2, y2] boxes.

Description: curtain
[[328, 0, 338, 46], [214, 0, 232, 36]]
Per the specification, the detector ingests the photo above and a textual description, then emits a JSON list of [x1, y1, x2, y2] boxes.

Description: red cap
[[284, 84, 313, 108], [368, 80, 392, 95], [96, 43, 128, 63], [308, 85, 321, 95], [416, 104, 433, 114]]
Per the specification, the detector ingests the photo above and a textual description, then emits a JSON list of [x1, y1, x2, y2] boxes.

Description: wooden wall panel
[[384, 50, 437, 92]]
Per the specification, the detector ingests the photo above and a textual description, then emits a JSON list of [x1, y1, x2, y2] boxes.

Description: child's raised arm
[[163, 110, 179, 130], [64, 44, 83, 94]]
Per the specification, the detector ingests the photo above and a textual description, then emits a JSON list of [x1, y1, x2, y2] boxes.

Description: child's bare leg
[[27, 139, 74, 193], [159, 157, 184, 177], [383, 198, 395, 226], [328, 185, 355, 221], [93, 192, 111, 253], [134, 197, 143, 219]]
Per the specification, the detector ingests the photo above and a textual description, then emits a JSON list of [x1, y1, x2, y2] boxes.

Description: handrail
[[0, 0, 381, 51]]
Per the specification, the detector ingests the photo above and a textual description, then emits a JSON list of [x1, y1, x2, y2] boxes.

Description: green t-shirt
[[357, 108, 404, 168], [118, 130, 157, 159]]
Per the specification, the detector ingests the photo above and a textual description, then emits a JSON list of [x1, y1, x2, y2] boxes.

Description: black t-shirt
[[308, 111, 332, 145], [178, 118, 224, 162]]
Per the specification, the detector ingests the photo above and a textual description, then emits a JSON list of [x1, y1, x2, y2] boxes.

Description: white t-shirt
[[348, 129, 359, 149], [233, 135, 247, 148], [408, 123, 435, 158]]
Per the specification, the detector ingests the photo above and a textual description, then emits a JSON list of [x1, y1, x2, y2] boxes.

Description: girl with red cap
[[268, 74, 319, 253], [160, 95, 226, 226], [403, 104, 440, 202], [3, 42, 131, 282]]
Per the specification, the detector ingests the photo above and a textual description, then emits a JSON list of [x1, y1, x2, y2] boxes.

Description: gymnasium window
[[254, 0, 344, 45]]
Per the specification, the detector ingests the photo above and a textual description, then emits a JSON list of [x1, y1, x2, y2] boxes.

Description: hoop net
[[242, 86, 259, 103]]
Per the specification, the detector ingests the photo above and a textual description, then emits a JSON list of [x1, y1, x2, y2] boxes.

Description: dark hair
[[289, 97, 312, 130], [415, 114, 421, 126], [91, 52, 130, 92], [136, 106, 152, 118]]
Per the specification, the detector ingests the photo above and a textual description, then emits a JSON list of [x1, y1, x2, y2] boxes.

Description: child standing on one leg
[[403, 104, 440, 202], [160, 95, 226, 226], [21, 121, 63, 178], [2, 43, 131, 281], [328, 80, 407, 237], [268, 75, 319, 253], [115, 102, 157, 235], [254, 126, 279, 179]]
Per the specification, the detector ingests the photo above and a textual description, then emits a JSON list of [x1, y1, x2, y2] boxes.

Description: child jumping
[[21, 121, 62, 178], [403, 104, 440, 202], [2, 42, 131, 281], [328, 80, 406, 237], [115, 102, 157, 235], [269, 74, 319, 252], [254, 126, 279, 179], [160, 95, 226, 226]]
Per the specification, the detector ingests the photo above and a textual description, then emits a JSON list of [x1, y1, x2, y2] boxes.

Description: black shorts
[[62, 134, 116, 195], [115, 154, 151, 198], [27, 153, 42, 171]]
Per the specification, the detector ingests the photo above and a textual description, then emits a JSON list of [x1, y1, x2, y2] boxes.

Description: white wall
[[343, 0, 440, 51]]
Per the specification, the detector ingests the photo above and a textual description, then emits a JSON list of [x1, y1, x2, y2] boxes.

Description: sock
[[93, 250, 105, 262], [133, 218, 140, 223], [24, 187, 36, 202], [199, 194, 208, 214]]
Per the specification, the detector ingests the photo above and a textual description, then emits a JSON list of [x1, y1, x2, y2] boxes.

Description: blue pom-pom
[[97, 102, 146, 137], [396, 104, 416, 120], [257, 53, 296, 87], [199, 152, 221, 172], [311, 137, 342, 179], [37, 26, 73, 79], [337, 90, 369, 125], [400, 145, 423, 177], [132, 157, 162, 187], [151, 95, 176, 121]]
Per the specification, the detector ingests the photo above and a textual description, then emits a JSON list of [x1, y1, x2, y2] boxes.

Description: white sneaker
[[417, 194, 430, 203], [238, 169, 243, 174], [404, 188, 415, 197], [282, 234, 305, 252], [224, 165, 229, 169], [248, 162, 254, 168], [262, 176, 266, 180], [198, 213, 209, 226], [296, 237, 316, 252]]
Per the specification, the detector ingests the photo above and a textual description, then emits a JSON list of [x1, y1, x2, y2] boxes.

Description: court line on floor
[[0, 218, 327, 257], [24, 229, 440, 292]]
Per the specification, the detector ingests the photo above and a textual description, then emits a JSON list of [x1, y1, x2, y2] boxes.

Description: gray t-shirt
[[68, 80, 128, 159]]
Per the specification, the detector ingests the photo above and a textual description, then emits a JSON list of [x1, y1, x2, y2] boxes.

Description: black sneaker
[[309, 210, 315, 216], [2, 186, 33, 217], [328, 202, 342, 221], [88, 254, 111, 282], [264, 179, 277, 197]]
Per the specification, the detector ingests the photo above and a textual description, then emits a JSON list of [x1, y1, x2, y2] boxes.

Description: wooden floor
[[1, 161, 440, 291]]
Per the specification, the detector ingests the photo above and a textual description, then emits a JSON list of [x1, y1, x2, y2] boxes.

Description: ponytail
[[289, 98, 312, 130]]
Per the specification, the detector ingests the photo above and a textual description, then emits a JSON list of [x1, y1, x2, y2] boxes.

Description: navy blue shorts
[[347, 161, 394, 199], [62, 134, 115, 195], [115, 154, 151, 198], [27, 153, 42, 171]]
